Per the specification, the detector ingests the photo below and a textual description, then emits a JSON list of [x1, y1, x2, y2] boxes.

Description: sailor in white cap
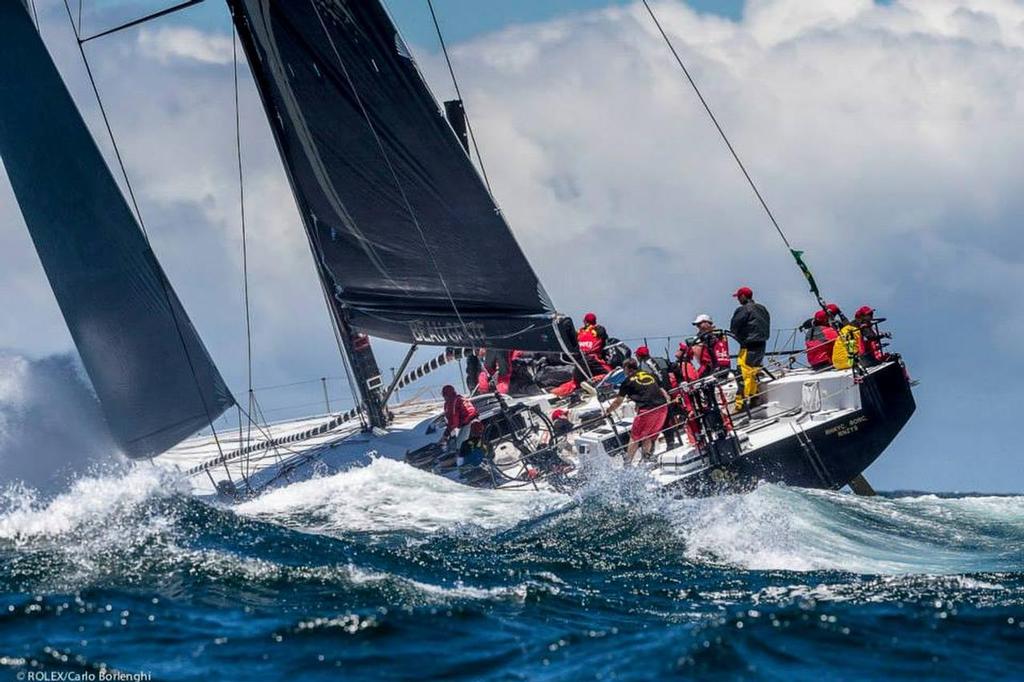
[[691, 313, 731, 378]]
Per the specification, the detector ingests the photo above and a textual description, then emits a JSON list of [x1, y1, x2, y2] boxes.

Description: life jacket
[[805, 325, 838, 368], [712, 336, 730, 368], [696, 332, 730, 376], [577, 324, 605, 357], [679, 362, 700, 383], [832, 324, 861, 370], [856, 322, 886, 365]]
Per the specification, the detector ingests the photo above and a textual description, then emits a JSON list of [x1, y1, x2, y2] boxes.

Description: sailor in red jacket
[[805, 309, 838, 369], [668, 343, 702, 445], [441, 384, 478, 452], [854, 306, 889, 366], [577, 312, 612, 375]]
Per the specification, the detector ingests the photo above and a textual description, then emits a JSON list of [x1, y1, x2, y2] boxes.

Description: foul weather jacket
[[730, 301, 771, 347], [805, 325, 838, 369], [444, 394, 478, 434]]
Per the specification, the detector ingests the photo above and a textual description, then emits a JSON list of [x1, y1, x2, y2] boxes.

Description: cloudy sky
[[2, 0, 1023, 492]]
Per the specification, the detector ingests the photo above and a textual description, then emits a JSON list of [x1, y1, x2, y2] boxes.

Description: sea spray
[[0, 352, 122, 496], [0, 462, 1021, 679], [236, 456, 567, 536]]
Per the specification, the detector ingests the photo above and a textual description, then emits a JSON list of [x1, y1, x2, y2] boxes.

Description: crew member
[[477, 348, 512, 394], [729, 286, 771, 411], [572, 312, 613, 390], [805, 309, 838, 369], [577, 312, 611, 372], [465, 348, 483, 390], [549, 408, 574, 438], [457, 421, 490, 467], [441, 384, 478, 453], [635, 345, 666, 386], [832, 316, 862, 371], [671, 342, 700, 385], [692, 313, 731, 379], [854, 306, 889, 367], [670, 343, 701, 445], [603, 358, 671, 464]]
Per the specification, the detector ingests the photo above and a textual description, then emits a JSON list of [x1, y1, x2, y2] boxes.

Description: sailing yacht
[[0, 0, 915, 500]]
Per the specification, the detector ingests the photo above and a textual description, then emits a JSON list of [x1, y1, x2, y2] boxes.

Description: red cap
[[583, 312, 597, 325], [813, 309, 828, 325], [635, 345, 650, 358], [826, 303, 841, 315], [855, 305, 874, 319], [470, 420, 485, 435], [550, 408, 568, 421], [732, 286, 753, 299]]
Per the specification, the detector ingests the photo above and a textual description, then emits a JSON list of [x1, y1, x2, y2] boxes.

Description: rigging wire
[[640, 0, 793, 252], [30, 0, 40, 29], [425, 0, 494, 198], [228, 11, 365, 420], [59, 0, 230, 460], [232, 26, 256, 448], [60, 0, 148, 237]]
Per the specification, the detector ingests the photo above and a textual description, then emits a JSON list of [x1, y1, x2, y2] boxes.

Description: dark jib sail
[[229, 0, 564, 351], [0, 0, 234, 457]]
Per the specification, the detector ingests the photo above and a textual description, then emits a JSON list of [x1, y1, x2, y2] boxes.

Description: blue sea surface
[[0, 459, 1022, 681]]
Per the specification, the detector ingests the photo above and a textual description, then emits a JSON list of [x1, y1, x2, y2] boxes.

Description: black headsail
[[228, 0, 566, 352], [0, 0, 235, 458]]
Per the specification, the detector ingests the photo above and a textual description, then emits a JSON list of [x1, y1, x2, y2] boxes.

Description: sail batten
[[0, 0, 235, 458], [230, 0, 564, 351]]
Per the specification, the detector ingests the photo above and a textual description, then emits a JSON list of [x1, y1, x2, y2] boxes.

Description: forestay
[[230, 0, 565, 350], [0, 0, 234, 458]]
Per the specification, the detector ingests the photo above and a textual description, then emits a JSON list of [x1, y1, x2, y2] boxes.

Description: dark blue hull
[[673, 361, 916, 495]]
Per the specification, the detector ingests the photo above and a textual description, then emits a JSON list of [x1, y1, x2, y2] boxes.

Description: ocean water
[[0, 458, 1022, 681]]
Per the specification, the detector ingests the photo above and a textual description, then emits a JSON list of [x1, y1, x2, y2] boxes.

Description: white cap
[[692, 313, 713, 325]]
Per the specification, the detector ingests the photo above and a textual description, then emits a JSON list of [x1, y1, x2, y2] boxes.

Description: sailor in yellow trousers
[[729, 286, 771, 413]]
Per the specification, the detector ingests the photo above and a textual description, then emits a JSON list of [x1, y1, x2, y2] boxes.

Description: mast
[[325, 292, 389, 429], [228, 0, 572, 430]]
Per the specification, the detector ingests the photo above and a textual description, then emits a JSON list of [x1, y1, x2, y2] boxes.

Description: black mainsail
[[228, 0, 566, 352], [0, 0, 235, 458]]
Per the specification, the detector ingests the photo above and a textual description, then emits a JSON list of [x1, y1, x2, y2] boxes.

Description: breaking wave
[[236, 457, 566, 536], [0, 352, 121, 497], [0, 459, 1021, 679], [2, 460, 1021, 582]]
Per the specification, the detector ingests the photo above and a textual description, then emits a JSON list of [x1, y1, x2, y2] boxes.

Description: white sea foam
[[2, 443, 1020, 589], [667, 484, 1024, 575], [0, 465, 178, 541], [235, 456, 568, 535], [0, 463, 540, 602]]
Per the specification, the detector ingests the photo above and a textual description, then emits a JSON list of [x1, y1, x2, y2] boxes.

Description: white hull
[[156, 361, 912, 500]]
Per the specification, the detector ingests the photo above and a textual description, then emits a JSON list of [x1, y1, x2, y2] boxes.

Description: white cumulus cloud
[[137, 26, 233, 65], [2, 0, 1023, 490]]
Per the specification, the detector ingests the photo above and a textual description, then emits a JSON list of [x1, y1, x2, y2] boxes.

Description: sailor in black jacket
[[729, 286, 771, 411]]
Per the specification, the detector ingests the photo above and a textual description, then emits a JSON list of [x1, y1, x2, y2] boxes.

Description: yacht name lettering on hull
[[410, 320, 486, 345], [825, 414, 869, 438]]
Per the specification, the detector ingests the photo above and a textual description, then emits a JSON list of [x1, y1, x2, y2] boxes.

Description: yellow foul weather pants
[[734, 348, 760, 410]]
